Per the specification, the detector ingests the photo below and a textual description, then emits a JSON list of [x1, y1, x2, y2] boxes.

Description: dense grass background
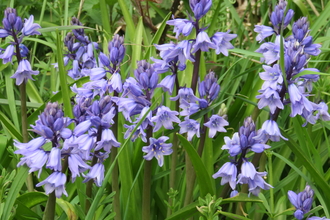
[[0, 0, 329, 219]]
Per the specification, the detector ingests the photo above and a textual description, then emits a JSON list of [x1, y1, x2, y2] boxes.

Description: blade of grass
[[56, 30, 73, 118], [4, 66, 19, 129], [177, 134, 215, 197]]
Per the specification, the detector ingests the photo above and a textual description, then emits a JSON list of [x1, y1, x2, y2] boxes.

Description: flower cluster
[[0, 8, 41, 85], [213, 117, 272, 196], [61, 17, 100, 80], [14, 103, 74, 197], [288, 185, 330, 220], [254, 0, 330, 127]]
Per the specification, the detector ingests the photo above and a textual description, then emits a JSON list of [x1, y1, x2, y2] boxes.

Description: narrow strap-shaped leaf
[[56, 30, 73, 118], [1, 167, 29, 220], [118, 0, 135, 41], [177, 134, 215, 197]]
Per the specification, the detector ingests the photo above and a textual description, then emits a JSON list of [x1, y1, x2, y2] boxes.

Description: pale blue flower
[[204, 115, 228, 138], [11, 59, 39, 85], [142, 136, 173, 167], [36, 172, 68, 198]]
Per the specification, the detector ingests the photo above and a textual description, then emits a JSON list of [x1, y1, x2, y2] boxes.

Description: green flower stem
[[42, 191, 56, 220], [184, 153, 195, 207], [142, 128, 153, 220], [13, 30, 35, 194], [85, 127, 102, 213], [267, 152, 274, 216], [111, 109, 121, 220], [167, 69, 180, 216]]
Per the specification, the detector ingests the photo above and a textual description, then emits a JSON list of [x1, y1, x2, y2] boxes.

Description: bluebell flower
[[134, 60, 159, 90], [170, 87, 199, 103], [68, 153, 91, 182], [179, 118, 200, 141], [89, 67, 106, 81], [230, 190, 239, 197], [95, 129, 120, 152], [83, 163, 105, 187], [288, 84, 314, 117], [142, 136, 173, 167], [36, 172, 68, 198], [254, 25, 274, 42], [316, 102, 330, 121], [17, 148, 48, 177], [259, 64, 283, 90], [270, 0, 294, 33], [166, 18, 194, 38], [179, 99, 200, 117], [2, 8, 23, 33], [292, 17, 309, 42], [124, 124, 147, 142], [288, 185, 314, 220], [256, 87, 284, 114], [222, 132, 241, 157], [21, 15, 41, 36], [212, 162, 237, 190], [19, 44, 29, 57], [204, 115, 228, 138], [11, 59, 39, 85], [158, 74, 176, 95], [0, 44, 15, 64], [151, 106, 180, 132], [199, 71, 220, 102], [189, 0, 212, 20], [253, 120, 288, 142], [46, 148, 62, 171], [192, 31, 217, 53], [307, 217, 330, 220], [108, 34, 126, 66], [109, 71, 123, 93], [301, 36, 321, 56], [255, 37, 281, 64], [211, 31, 237, 56]]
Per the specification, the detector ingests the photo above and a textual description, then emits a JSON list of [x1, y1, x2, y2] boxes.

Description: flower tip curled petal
[[254, 25, 274, 42], [0, 29, 10, 38], [11, 59, 39, 85], [0, 44, 15, 64], [83, 163, 105, 187], [157, 74, 176, 95], [222, 132, 241, 156], [211, 31, 237, 56], [288, 190, 299, 208], [230, 190, 238, 197], [254, 120, 288, 142], [22, 15, 41, 36], [151, 106, 180, 132], [36, 172, 68, 198], [204, 115, 228, 138], [212, 162, 237, 190], [142, 136, 173, 167], [192, 31, 217, 53], [179, 118, 200, 141]]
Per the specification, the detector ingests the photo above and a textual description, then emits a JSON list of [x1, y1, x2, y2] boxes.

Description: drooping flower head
[[142, 136, 173, 167]]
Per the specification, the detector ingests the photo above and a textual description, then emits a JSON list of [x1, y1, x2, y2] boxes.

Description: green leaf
[[218, 211, 251, 220], [221, 193, 263, 204], [176, 134, 215, 197], [131, 17, 144, 71], [1, 167, 29, 220], [144, 12, 172, 60], [165, 201, 199, 220], [0, 111, 22, 141], [26, 80, 44, 104], [292, 70, 329, 80], [118, 0, 135, 41], [56, 30, 73, 119], [4, 66, 19, 129], [310, 2, 330, 37], [56, 198, 78, 220], [38, 25, 96, 33]]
